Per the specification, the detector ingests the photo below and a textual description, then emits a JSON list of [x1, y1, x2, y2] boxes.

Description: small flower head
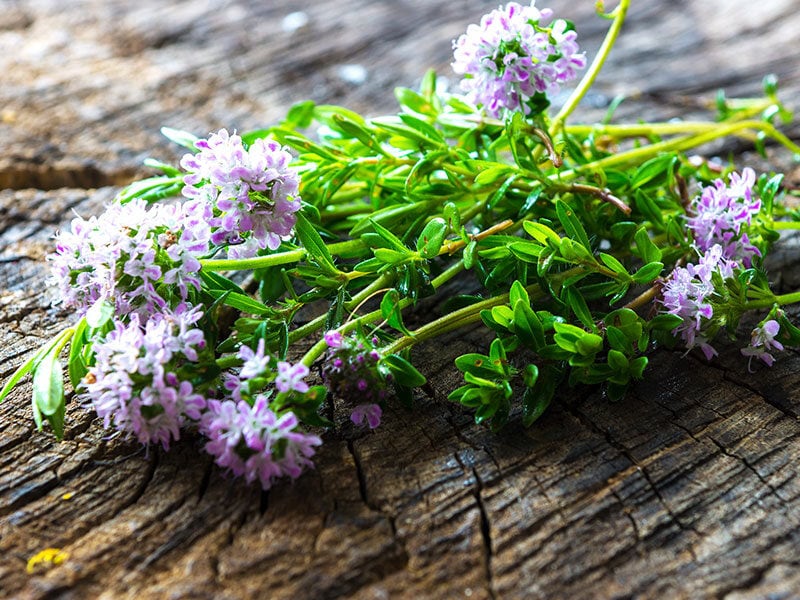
[[275, 361, 310, 394], [80, 305, 208, 449], [659, 245, 737, 360], [322, 332, 391, 426], [351, 403, 382, 429], [180, 129, 302, 258], [687, 167, 762, 266], [452, 2, 586, 117], [200, 396, 322, 489], [48, 199, 209, 316], [741, 319, 784, 369]]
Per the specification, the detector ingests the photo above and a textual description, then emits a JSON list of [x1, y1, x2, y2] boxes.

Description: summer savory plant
[[3, 0, 800, 491]]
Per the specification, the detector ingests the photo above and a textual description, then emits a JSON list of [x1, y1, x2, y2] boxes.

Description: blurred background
[[1, 0, 798, 191]]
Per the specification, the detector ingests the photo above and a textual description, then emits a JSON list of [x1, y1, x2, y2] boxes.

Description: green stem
[[745, 289, 800, 311], [559, 119, 800, 179], [549, 0, 630, 137], [199, 238, 366, 272], [383, 266, 595, 355], [299, 260, 466, 367], [383, 292, 510, 355], [772, 221, 800, 230], [288, 271, 396, 344]]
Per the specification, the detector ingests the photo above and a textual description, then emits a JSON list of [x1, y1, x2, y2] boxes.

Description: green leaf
[[374, 248, 409, 265], [559, 237, 596, 264], [490, 305, 514, 328], [383, 354, 426, 387], [563, 287, 595, 331], [509, 240, 545, 262], [332, 114, 389, 157], [605, 326, 630, 354], [85, 298, 115, 330], [281, 132, 343, 161], [647, 313, 683, 332], [555, 199, 591, 250], [284, 99, 316, 128], [509, 280, 530, 306], [200, 270, 248, 295], [116, 175, 182, 204], [380, 289, 412, 336], [295, 211, 338, 275], [633, 227, 663, 263], [367, 218, 411, 252], [630, 356, 648, 379], [315, 104, 368, 129], [474, 166, 514, 186], [395, 87, 436, 116], [632, 261, 664, 284], [416, 218, 447, 259], [455, 353, 504, 379], [33, 350, 64, 419], [211, 291, 272, 315], [633, 189, 665, 227], [607, 349, 629, 372], [521, 365, 561, 427], [475, 400, 500, 424], [575, 333, 603, 356], [398, 114, 445, 144], [464, 371, 503, 390], [513, 301, 545, 350], [521, 386, 551, 427], [67, 318, 90, 389], [599, 252, 628, 276], [631, 154, 677, 190], [160, 126, 199, 149], [488, 337, 507, 363], [371, 116, 444, 149], [1, 328, 72, 405], [0, 347, 46, 404]]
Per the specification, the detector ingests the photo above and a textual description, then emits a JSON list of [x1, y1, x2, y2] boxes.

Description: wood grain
[[2, 1, 800, 598]]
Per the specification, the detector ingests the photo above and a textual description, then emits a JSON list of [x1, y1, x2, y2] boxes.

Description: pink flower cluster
[[322, 330, 388, 429], [181, 129, 302, 258], [741, 320, 784, 369], [202, 339, 319, 489], [687, 168, 761, 266], [452, 1, 586, 117], [81, 304, 207, 449], [659, 245, 735, 360], [200, 396, 322, 490], [49, 199, 210, 317]]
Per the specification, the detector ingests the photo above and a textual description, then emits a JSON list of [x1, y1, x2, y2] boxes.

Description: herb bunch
[[4, 0, 800, 491]]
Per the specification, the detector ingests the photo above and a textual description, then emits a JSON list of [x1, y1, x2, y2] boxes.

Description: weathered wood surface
[[2, 1, 800, 598]]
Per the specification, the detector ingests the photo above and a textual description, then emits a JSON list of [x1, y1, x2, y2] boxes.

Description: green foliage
[[6, 3, 800, 449]]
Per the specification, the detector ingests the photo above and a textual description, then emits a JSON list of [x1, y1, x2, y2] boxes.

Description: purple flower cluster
[[200, 396, 322, 490], [322, 330, 390, 429], [80, 304, 207, 449], [209, 339, 319, 489], [659, 245, 735, 360], [687, 168, 762, 267], [741, 319, 784, 369], [180, 129, 302, 258], [48, 199, 210, 316], [452, 1, 586, 117]]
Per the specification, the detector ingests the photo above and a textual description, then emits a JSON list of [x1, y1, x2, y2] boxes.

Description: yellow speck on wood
[[61, 492, 75, 500], [26, 548, 69, 574]]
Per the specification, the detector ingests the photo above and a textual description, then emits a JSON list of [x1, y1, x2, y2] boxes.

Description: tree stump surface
[[2, 1, 800, 598]]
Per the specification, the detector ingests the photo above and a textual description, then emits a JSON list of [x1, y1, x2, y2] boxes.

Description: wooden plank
[[2, 1, 800, 598]]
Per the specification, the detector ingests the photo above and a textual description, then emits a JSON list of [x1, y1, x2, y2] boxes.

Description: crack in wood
[[471, 465, 497, 600], [564, 400, 703, 559]]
